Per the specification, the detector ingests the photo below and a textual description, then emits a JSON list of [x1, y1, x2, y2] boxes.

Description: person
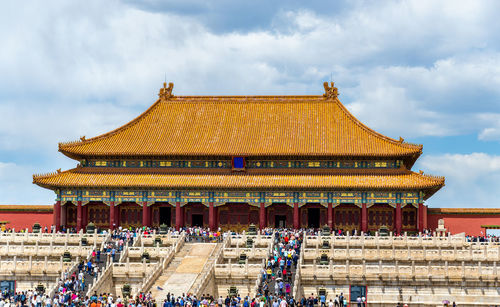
[[334, 295, 339, 307], [320, 292, 326, 307], [356, 296, 362, 307]]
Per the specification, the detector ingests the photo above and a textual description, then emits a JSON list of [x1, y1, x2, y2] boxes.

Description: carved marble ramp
[[151, 243, 216, 299]]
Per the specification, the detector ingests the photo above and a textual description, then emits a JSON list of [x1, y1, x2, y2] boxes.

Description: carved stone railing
[[304, 232, 478, 249], [229, 233, 273, 248], [302, 244, 500, 262], [136, 232, 186, 295], [0, 231, 108, 246], [190, 233, 229, 297], [299, 260, 500, 281], [214, 263, 263, 279], [86, 256, 114, 297]]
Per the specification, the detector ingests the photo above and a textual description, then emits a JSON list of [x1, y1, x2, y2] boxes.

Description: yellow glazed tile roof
[[33, 168, 444, 199], [59, 84, 422, 159]]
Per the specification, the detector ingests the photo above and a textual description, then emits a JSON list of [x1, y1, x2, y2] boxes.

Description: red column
[[61, 204, 67, 229], [114, 204, 120, 228], [259, 203, 266, 230], [142, 202, 150, 227], [110, 201, 115, 230], [418, 203, 424, 233], [54, 201, 61, 231], [361, 203, 367, 233], [293, 203, 299, 229], [175, 202, 182, 230], [395, 203, 402, 235], [209, 202, 215, 230], [332, 205, 336, 230], [82, 205, 88, 229], [327, 203, 333, 229], [76, 201, 82, 232], [423, 204, 428, 230], [181, 206, 185, 227]]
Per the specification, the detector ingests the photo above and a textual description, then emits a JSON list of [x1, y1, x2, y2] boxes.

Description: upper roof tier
[[59, 82, 423, 163]]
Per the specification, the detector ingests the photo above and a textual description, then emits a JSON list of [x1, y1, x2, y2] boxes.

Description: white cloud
[[418, 153, 500, 208], [0, 0, 499, 205], [478, 113, 500, 142]]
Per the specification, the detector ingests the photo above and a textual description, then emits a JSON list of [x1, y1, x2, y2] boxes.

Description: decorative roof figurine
[[159, 82, 174, 100], [323, 81, 339, 99]]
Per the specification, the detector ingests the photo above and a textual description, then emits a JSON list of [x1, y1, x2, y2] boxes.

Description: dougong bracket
[[323, 81, 339, 99]]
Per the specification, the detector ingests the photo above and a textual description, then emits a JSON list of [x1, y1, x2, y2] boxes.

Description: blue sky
[[0, 0, 499, 208]]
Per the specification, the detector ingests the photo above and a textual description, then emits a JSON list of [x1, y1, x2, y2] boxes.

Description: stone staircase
[[188, 241, 224, 295], [150, 243, 216, 299]]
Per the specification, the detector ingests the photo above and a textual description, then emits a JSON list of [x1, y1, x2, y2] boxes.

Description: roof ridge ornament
[[159, 82, 174, 100], [323, 81, 339, 99]]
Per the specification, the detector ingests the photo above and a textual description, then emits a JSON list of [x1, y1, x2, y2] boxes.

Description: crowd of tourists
[[0, 224, 494, 306], [259, 229, 302, 300]]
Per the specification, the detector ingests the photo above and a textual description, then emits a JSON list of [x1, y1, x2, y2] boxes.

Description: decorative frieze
[[57, 189, 422, 206], [83, 158, 402, 169]]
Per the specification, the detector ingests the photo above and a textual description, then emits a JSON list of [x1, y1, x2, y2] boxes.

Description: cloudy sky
[[0, 0, 499, 208]]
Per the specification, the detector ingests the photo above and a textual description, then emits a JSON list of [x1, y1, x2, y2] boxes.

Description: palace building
[[33, 82, 444, 233]]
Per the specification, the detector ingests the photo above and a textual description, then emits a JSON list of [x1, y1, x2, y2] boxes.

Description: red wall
[[428, 214, 500, 236], [0, 211, 53, 231]]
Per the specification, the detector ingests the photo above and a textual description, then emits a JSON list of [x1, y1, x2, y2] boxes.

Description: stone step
[[150, 243, 216, 299]]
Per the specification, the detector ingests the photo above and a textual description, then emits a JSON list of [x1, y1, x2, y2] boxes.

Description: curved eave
[[33, 168, 444, 196]]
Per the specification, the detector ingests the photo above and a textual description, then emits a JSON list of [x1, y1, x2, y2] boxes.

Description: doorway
[[275, 215, 287, 228], [159, 207, 171, 226], [192, 214, 204, 227], [308, 208, 320, 228]]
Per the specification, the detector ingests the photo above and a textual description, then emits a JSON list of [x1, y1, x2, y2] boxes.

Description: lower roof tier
[[33, 168, 444, 199]]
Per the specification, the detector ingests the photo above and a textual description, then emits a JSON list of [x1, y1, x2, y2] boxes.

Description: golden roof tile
[[33, 168, 444, 199], [58, 83, 422, 160]]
